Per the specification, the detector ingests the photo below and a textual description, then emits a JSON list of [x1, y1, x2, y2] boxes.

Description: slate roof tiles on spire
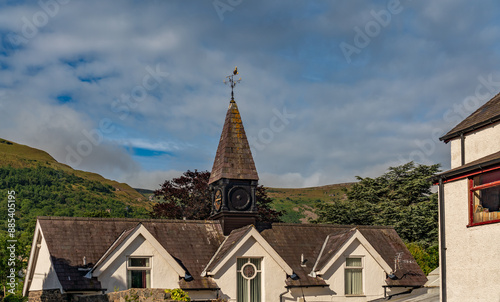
[[208, 100, 259, 184]]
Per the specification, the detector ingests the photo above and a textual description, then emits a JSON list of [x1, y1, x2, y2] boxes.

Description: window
[[345, 257, 363, 295], [470, 169, 500, 226], [237, 258, 261, 302], [127, 257, 151, 288]]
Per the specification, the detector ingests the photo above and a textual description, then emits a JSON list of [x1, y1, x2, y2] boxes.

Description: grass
[[266, 183, 353, 223], [0, 138, 152, 210]]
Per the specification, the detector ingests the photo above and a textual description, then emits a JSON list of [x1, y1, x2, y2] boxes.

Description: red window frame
[[468, 168, 500, 227]]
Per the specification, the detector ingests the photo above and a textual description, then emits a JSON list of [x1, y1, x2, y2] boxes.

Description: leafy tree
[[314, 162, 440, 245], [151, 170, 283, 222], [406, 243, 439, 275], [152, 170, 212, 220], [313, 162, 440, 273]]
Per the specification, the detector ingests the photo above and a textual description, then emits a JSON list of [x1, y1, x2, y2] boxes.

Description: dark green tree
[[313, 162, 440, 274], [313, 162, 440, 246]]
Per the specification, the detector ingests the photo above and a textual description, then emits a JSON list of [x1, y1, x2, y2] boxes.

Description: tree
[[151, 170, 212, 220], [313, 162, 440, 275], [313, 162, 440, 246], [151, 170, 283, 222]]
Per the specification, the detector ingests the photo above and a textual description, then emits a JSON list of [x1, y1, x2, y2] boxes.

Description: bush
[[165, 289, 190, 301]]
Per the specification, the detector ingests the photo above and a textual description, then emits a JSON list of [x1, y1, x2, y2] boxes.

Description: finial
[[223, 66, 242, 102]]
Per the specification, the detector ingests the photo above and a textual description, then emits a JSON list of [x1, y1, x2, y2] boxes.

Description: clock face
[[214, 189, 222, 211], [230, 187, 251, 210]]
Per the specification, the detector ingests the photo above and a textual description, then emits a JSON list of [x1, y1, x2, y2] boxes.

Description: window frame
[[236, 257, 262, 302], [344, 256, 364, 296], [468, 169, 500, 227], [126, 256, 152, 289]]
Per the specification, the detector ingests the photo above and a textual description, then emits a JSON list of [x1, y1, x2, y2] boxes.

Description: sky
[[2, 1, 500, 189]]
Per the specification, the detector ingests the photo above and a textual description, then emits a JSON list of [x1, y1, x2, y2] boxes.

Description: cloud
[[1, 0, 500, 190]]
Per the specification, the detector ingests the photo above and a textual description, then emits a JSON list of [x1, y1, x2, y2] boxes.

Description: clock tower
[[209, 69, 259, 235]]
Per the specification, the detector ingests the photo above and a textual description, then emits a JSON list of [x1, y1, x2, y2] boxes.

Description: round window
[[241, 263, 257, 280]]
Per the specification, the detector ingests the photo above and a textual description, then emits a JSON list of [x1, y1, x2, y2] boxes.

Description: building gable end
[[205, 226, 292, 276], [91, 224, 185, 277], [23, 221, 63, 296], [315, 230, 392, 276]]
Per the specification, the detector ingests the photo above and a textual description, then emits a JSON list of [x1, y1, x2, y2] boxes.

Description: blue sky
[[2, 0, 500, 189]]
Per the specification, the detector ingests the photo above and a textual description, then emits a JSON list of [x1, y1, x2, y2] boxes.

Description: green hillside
[[267, 183, 353, 223], [0, 138, 156, 296], [0, 138, 153, 233], [0, 138, 149, 208]]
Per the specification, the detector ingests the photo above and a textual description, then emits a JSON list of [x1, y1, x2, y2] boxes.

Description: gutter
[[440, 115, 500, 143], [438, 177, 447, 302], [382, 286, 419, 300], [461, 133, 465, 166], [431, 157, 500, 185]]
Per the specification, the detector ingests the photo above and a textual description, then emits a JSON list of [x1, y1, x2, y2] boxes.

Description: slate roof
[[441, 91, 500, 142], [208, 100, 259, 184], [313, 228, 357, 272], [34, 217, 426, 292], [37, 217, 225, 291], [204, 223, 426, 288], [204, 224, 252, 272], [260, 224, 427, 287]]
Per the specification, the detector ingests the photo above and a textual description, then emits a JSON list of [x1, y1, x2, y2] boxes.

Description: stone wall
[[77, 289, 168, 302], [28, 288, 221, 302], [29, 289, 68, 302]]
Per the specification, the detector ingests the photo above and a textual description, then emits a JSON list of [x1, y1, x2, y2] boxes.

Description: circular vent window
[[241, 263, 257, 280]]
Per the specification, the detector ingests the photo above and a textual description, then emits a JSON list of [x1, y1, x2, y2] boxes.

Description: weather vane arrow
[[223, 66, 241, 102]]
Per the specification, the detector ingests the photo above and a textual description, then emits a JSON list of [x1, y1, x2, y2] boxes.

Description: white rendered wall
[[450, 123, 500, 168], [212, 236, 392, 302], [212, 237, 289, 302], [319, 239, 388, 302], [28, 235, 62, 291], [98, 235, 180, 293], [443, 179, 500, 301]]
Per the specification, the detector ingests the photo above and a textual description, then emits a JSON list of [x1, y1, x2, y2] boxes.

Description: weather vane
[[223, 66, 241, 102]]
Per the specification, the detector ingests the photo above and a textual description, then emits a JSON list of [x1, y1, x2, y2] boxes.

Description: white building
[[435, 92, 500, 301]]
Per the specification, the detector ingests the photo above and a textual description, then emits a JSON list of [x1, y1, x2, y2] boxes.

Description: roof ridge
[[37, 216, 221, 224], [271, 223, 395, 229]]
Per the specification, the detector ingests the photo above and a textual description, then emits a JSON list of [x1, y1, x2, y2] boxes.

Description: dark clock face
[[230, 187, 250, 210], [214, 189, 222, 211]]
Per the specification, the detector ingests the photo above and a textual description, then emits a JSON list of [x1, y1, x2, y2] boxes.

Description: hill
[[267, 183, 353, 223], [0, 138, 148, 207], [0, 138, 153, 234]]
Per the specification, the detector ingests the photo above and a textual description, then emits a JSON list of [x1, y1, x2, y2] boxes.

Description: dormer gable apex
[[310, 228, 393, 277], [89, 223, 186, 278], [202, 225, 292, 277]]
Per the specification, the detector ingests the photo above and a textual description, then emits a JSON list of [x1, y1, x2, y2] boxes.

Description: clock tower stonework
[[209, 99, 259, 235]]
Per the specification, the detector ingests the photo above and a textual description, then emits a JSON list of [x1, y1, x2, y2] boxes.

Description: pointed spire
[[208, 100, 259, 184]]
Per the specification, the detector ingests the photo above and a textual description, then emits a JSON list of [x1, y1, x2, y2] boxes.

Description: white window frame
[[127, 256, 152, 289], [237, 258, 262, 302], [344, 256, 364, 296]]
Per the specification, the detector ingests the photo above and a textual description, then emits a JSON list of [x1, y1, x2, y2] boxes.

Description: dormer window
[[127, 257, 151, 288], [470, 169, 500, 226]]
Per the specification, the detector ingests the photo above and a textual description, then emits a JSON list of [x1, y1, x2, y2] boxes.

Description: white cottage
[[435, 92, 500, 301], [23, 217, 425, 302], [24, 90, 426, 302]]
